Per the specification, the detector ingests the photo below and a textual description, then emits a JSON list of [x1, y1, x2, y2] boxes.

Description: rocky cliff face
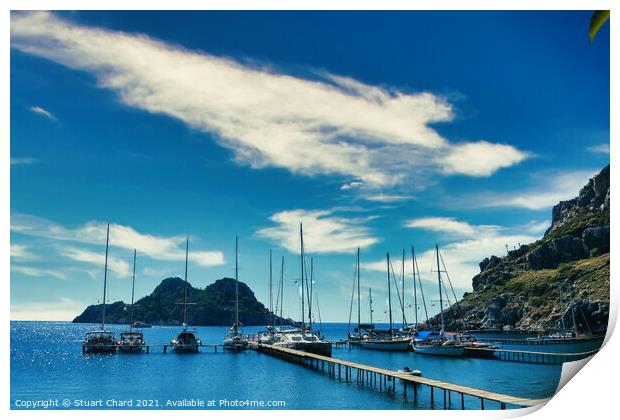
[[73, 277, 292, 326], [437, 165, 610, 333]]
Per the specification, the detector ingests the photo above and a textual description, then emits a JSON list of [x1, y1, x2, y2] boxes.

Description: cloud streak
[[11, 265, 68, 281], [11, 11, 528, 188], [256, 209, 379, 254], [587, 143, 609, 154], [11, 213, 225, 267], [468, 169, 597, 210], [28, 105, 55, 120], [10, 157, 39, 165]]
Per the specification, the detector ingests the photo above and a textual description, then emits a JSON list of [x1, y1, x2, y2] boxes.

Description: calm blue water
[[11, 321, 568, 410]]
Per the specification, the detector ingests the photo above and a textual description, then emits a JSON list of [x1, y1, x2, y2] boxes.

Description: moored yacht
[[118, 331, 145, 353], [273, 223, 332, 357], [360, 253, 410, 352], [361, 334, 411, 351], [412, 245, 464, 357], [223, 237, 248, 352], [171, 238, 201, 353], [274, 327, 332, 357], [118, 250, 145, 353], [83, 223, 116, 354], [172, 324, 201, 353]]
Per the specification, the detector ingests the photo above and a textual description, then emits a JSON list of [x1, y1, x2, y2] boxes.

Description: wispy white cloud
[[463, 169, 598, 211], [400, 217, 539, 289], [11, 213, 225, 267], [11, 11, 528, 188], [587, 143, 609, 154], [10, 244, 36, 260], [256, 209, 380, 254], [60, 247, 131, 277], [11, 265, 68, 280], [10, 157, 39, 165], [28, 105, 55, 120], [440, 141, 529, 177], [403, 217, 479, 237], [362, 193, 415, 203], [340, 181, 364, 191]]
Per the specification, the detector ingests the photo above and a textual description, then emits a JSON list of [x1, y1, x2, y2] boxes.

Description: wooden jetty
[[471, 335, 604, 346], [251, 342, 548, 410], [464, 347, 599, 364]]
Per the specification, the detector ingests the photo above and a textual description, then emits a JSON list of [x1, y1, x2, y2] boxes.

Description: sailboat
[[257, 250, 278, 344], [347, 248, 365, 344], [273, 223, 332, 357], [412, 245, 464, 357], [360, 253, 410, 351], [118, 249, 145, 353], [170, 238, 201, 353], [223, 236, 248, 351], [83, 223, 117, 354]]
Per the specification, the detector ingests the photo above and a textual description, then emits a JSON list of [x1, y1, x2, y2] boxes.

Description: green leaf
[[589, 10, 610, 45]]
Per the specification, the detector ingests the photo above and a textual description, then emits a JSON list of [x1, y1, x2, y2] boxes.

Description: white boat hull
[[274, 342, 332, 357], [413, 344, 464, 356], [361, 339, 410, 351]]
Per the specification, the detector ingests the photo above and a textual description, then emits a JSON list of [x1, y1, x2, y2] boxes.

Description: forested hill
[[73, 277, 293, 326]]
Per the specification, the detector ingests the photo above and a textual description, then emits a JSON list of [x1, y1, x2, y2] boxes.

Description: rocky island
[[73, 277, 293, 326]]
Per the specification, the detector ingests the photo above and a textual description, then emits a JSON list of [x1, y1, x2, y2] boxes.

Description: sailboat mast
[[280, 256, 285, 326], [436, 244, 445, 336], [269, 249, 273, 330], [300, 223, 305, 328], [387, 253, 393, 337], [129, 249, 136, 332], [411, 246, 418, 328], [357, 248, 361, 328], [309, 258, 314, 332], [235, 236, 239, 328], [183, 237, 189, 325], [401, 249, 406, 329], [369, 288, 373, 325], [101, 223, 110, 330]]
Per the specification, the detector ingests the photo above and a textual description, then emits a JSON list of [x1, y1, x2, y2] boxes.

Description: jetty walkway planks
[[464, 346, 599, 364], [472, 335, 604, 346], [251, 342, 549, 409]]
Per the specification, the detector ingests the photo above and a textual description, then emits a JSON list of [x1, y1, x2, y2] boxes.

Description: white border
[[2, 2, 616, 419]]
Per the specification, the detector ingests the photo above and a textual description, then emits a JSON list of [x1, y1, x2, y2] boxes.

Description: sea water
[[10, 321, 568, 410]]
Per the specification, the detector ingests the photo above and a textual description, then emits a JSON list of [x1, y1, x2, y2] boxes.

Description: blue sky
[[10, 11, 609, 322]]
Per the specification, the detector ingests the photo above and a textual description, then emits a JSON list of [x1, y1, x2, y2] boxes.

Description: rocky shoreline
[[434, 165, 610, 332]]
